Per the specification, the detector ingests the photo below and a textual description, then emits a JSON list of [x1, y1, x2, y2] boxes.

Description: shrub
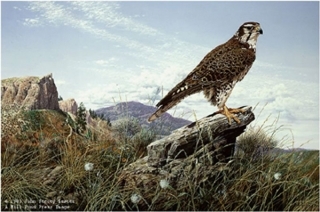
[[112, 116, 142, 140], [236, 125, 278, 159]]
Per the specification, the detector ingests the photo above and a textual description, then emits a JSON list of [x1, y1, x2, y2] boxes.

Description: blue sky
[[1, 1, 319, 150]]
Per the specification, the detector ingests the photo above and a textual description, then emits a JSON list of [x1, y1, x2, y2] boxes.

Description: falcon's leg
[[218, 105, 244, 125]]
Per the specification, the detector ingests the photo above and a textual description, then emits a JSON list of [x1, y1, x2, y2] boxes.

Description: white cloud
[[95, 60, 109, 66], [95, 58, 118, 66], [129, 65, 188, 89], [23, 18, 41, 26], [74, 83, 131, 109], [24, 2, 160, 57], [54, 79, 67, 86], [70, 1, 159, 36], [13, 6, 22, 11]]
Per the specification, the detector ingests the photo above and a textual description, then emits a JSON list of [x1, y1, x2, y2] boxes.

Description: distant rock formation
[[59, 98, 78, 115], [1, 73, 59, 110], [58, 98, 94, 126]]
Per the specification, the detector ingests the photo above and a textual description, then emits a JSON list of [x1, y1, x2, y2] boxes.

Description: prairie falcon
[[148, 22, 263, 124]]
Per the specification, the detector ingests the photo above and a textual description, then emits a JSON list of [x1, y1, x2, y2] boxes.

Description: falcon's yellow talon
[[218, 106, 243, 125], [228, 108, 245, 114]]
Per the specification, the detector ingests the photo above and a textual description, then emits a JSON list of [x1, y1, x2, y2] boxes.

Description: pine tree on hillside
[[58, 95, 63, 101], [76, 102, 87, 134], [89, 109, 97, 119]]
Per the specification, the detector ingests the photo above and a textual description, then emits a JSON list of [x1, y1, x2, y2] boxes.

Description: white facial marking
[[236, 23, 261, 50]]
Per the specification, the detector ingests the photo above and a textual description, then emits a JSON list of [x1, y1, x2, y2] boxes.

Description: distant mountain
[[95, 101, 192, 135]]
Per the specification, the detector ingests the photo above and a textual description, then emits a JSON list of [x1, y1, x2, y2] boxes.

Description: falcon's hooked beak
[[258, 27, 263, 35]]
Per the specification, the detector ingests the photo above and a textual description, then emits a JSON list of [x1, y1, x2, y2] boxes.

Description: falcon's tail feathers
[[148, 81, 202, 122], [148, 99, 182, 122]]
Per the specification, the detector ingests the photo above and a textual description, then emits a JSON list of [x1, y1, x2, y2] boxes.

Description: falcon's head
[[235, 22, 263, 49]]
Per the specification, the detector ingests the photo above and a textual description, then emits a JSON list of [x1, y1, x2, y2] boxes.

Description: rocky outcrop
[[1, 73, 59, 110], [119, 106, 255, 207], [59, 98, 78, 115]]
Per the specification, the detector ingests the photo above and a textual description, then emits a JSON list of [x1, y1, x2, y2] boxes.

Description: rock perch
[[119, 106, 255, 197]]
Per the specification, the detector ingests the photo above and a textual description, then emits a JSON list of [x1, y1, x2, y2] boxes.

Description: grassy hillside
[[1, 105, 319, 211]]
